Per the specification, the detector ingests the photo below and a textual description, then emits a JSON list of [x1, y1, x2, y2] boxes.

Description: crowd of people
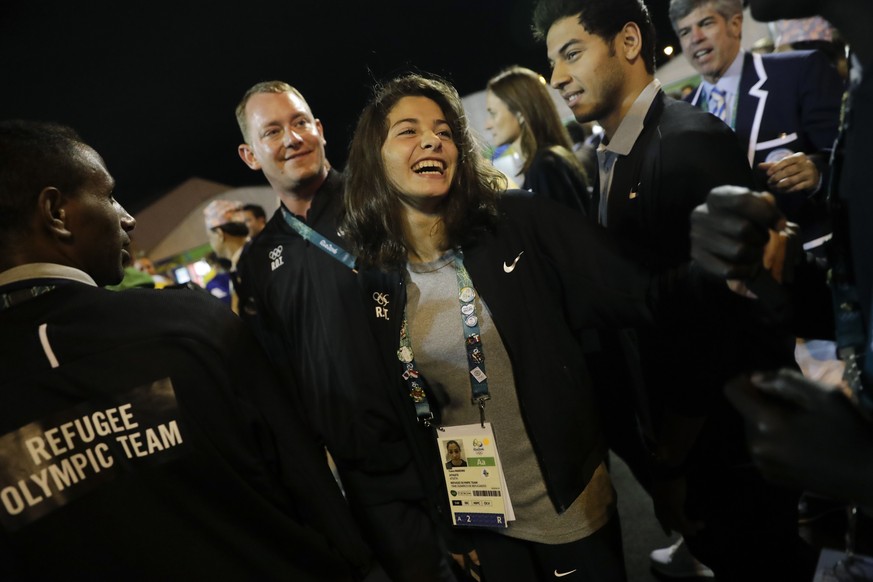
[[1, 0, 867, 580]]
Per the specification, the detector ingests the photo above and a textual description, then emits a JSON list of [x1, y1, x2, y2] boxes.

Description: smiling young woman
[[340, 72, 690, 581]]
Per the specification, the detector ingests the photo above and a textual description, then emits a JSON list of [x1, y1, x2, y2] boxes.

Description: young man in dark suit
[[670, 0, 844, 242], [533, 0, 817, 579]]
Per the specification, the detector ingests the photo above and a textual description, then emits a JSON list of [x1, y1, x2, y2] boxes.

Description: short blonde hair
[[235, 81, 308, 142]]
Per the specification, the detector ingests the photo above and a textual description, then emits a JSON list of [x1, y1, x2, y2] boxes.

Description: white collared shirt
[[596, 79, 662, 226]]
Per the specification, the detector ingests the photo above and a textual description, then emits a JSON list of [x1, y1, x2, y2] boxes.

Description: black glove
[[725, 369, 873, 509], [690, 185, 784, 281]]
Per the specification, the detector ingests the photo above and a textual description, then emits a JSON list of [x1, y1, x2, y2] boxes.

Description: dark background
[[0, 0, 679, 213]]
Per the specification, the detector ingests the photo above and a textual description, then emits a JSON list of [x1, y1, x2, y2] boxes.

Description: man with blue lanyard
[[233, 81, 456, 582]]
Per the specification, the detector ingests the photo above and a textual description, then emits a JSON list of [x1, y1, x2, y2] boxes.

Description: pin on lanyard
[[280, 207, 357, 271], [454, 252, 491, 427], [397, 315, 436, 427], [397, 251, 492, 428]]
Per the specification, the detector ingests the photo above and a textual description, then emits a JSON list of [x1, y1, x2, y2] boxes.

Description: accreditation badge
[[437, 423, 515, 528]]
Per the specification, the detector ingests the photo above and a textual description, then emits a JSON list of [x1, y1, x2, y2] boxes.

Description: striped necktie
[[707, 87, 728, 123]]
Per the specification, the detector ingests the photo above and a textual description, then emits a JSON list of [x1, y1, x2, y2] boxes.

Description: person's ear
[[315, 118, 327, 146], [39, 186, 74, 241], [238, 143, 261, 170], [619, 22, 643, 62], [515, 112, 525, 125], [728, 12, 743, 40]]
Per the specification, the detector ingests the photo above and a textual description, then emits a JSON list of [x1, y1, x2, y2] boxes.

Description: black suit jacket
[[595, 93, 753, 272], [522, 145, 590, 213], [592, 91, 796, 468]]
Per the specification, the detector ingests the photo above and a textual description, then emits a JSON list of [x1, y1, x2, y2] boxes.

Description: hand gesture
[[758, 152, 821, 194], [691, 186, 784, 281]]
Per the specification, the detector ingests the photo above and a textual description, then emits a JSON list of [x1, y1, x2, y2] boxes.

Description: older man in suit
[[670, 0, 844, 243]]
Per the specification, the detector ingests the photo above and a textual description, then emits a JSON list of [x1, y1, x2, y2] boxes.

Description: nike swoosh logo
[[554, 569, 577, 577], [503, 251, 524, 273]]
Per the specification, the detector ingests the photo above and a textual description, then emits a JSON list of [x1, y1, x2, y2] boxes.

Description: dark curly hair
[[340, 73, 507, 269]]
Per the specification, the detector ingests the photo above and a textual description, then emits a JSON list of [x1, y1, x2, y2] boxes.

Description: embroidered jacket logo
[[373, 292, 390, 320], [269, 245, 284, 271], [503, 251, 524, 273]]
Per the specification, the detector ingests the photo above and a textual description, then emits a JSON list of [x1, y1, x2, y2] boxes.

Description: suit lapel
[[610, 153, 641, 222], [737, 51, 769, 165], [689, 84, 704, 108], [591, 160, 602, 219], [607, 95, 664, 226]]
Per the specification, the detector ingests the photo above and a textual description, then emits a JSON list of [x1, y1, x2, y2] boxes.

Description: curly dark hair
[[340, 73, 507, 269]]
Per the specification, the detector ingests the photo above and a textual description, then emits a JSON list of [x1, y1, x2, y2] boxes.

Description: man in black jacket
[[0, 120, 374, 580], [533, 0, 817, 579], [233, 81, 455, 581]]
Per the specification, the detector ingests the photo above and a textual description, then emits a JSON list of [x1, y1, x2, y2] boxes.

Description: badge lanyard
[[827, 94, 873, 421], [280, 207, 357, 271], [397, 250, 492, 427], [830, 275, 873, 420]]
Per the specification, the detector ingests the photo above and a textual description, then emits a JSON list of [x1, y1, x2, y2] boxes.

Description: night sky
[[0, 0, 678, 213]]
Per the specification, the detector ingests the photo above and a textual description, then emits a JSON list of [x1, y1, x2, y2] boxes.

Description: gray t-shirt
[[406, 250, 614, 543]]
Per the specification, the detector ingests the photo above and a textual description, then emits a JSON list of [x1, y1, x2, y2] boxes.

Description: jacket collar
[[600, 79, 662, 156], [0, 263, 96, 288]]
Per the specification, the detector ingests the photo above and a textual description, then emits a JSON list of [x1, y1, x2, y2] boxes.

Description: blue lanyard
[[453, 254, 491, 407], [826, 78, 873, 421], [398, 251, 491, 427], [280, 207, 357, 271], [829, 269, 873, 420], [397, 315, 433, 425]]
